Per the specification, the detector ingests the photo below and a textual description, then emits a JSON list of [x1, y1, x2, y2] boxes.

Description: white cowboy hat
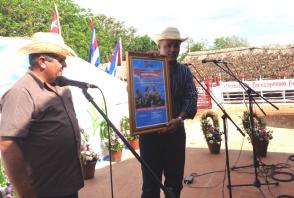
[[18, 32, 77, 57], [153, 27, 188, 44]]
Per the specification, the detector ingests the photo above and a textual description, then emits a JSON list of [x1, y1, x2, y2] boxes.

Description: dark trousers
[[38, 192, 78, 198], [139, 129, 186, 198]]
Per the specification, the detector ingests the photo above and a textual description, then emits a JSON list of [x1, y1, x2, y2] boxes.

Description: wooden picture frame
[[126, 52, 172, 135]]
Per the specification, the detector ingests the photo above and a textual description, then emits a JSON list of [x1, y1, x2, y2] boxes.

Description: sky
[[74, 0, 294, 48]]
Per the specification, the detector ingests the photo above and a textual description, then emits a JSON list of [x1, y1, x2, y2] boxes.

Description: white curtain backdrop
[[0, 37, 129, 154]]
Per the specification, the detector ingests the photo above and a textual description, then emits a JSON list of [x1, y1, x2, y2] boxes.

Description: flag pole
[[54, 4, 61, 34]]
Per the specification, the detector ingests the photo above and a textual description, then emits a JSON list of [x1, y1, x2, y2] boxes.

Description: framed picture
[[126, 52, 172, 135]]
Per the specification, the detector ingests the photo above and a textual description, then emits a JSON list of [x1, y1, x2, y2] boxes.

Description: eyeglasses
[[44, 54, 66, 64]]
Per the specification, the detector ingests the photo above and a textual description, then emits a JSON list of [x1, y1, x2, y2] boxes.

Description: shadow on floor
[[79, 147, 294, 198]]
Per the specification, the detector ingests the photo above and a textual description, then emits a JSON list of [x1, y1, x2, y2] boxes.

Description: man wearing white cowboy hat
[[139, 27, 198, 198], [0, 32, 84, 198]]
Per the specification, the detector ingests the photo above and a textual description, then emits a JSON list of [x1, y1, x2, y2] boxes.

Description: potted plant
[[99, 120, 124, 161], [80, 144, 100, 180], [80, 128, 100, 180], [200, 111, 223, 154], [120, 116, 139, 150], [241, 111, 273, 157]]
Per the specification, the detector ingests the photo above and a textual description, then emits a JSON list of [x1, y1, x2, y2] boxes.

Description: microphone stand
[[188, 64, 245, 198], [205, 61, 279, 189], [81, 88, 175, 198]]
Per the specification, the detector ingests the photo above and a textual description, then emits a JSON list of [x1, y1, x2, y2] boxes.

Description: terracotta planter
[[128, 139, 139, 150], [82, 161, 97, 180], [207, 142, 221, 154], [254, 140, 269, 157], [110, 149, 123, 162]]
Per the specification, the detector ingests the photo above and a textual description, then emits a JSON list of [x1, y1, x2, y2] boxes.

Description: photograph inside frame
[[126, 52, 172, 135]]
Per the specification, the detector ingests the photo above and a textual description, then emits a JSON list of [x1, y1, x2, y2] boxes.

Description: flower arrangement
[[81, 144, 100, 165], [99, 120, 124, 151], [120, 116, 138, 141], [0, 183, 12, 198], [0, 160, 14, 198], [200, 111, 223, 144], [80, 128, 100, 165], [241, 111, 273, 143]]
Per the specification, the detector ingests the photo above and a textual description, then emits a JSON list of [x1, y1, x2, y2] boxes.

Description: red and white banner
[[221, 79, 294, 92]]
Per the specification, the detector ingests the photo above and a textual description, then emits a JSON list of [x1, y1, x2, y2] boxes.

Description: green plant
[[120, 116, 138, 141], [80, 128, 90, 146], [0, 160, 14, 197], [87, 106, 101, 138], [241, 111, 273, 143], [200, 111, 223, 144], [99, 120, 124, 151]]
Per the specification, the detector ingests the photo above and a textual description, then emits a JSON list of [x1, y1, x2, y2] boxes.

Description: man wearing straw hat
[[0, 32, 84, 198], [139, 27, 198, 198]]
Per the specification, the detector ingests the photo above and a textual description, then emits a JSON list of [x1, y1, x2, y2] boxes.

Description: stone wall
[[184, 45, 294, 81]]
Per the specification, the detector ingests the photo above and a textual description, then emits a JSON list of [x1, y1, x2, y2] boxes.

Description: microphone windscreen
[[54, 76, 68, 87]]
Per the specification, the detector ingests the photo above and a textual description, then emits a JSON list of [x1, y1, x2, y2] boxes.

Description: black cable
[[289, 155, 294, 161], [93, 87, 115, 198], [271, 171, 294, 182], [275, 163, 291, 169], [184, 170, 225, 188], [230, 136, 245, 168], [222, 161, 227, 198], [185, 179, 223, 189], [184, 126, 247, 192], [257, 162, 276, 198], [191, 170, 224, 177], [257, 187, 267, 198]]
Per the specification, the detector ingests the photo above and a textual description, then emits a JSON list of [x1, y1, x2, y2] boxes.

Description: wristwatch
[[177, 116, 184, 124]]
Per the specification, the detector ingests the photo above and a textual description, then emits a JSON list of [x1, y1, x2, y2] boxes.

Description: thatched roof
[[184, 44, 294, 81]]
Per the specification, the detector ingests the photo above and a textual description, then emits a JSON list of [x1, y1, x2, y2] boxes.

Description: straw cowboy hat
[[19, 32, 77, 57], [153, 27, 188, 44]]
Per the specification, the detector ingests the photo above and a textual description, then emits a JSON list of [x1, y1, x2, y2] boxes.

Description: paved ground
[[79, 103, 294, 198]]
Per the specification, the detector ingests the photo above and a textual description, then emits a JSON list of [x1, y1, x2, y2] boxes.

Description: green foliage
[[121, 116, 138, 141], [179, 38, 207, 61], [0, 0, 156, 63], [0, 161, 8, 186], [0, 160, 14, 197], [213, 36, 249, 49], [87, 106, 100, 137], [188, 38, 207, 52], [80, 128, 90, 145], [126, 35, 157, 53], [241, 111, 273, 143], [99, 119, 124, 151]]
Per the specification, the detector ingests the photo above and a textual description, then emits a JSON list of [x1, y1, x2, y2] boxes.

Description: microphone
[[202, 59, 227, 64], [54, 76, 98, 89]]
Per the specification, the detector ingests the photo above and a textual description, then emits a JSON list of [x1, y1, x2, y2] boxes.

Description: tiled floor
[[79, 104, 294, 198]]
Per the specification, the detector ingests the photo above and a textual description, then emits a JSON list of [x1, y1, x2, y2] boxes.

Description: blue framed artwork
[[126, 52, 172, 135]]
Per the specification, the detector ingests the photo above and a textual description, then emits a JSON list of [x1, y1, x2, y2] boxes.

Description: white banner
[[221, 79, 294, 92]]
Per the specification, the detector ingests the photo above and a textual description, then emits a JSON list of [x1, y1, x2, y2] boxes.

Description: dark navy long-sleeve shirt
[[169, 63, 198, 119]]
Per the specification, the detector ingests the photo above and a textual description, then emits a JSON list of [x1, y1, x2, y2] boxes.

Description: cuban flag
[[88, 19, 101, 67], [106, 38, 122, 76], [50, 4, 61, 34]]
